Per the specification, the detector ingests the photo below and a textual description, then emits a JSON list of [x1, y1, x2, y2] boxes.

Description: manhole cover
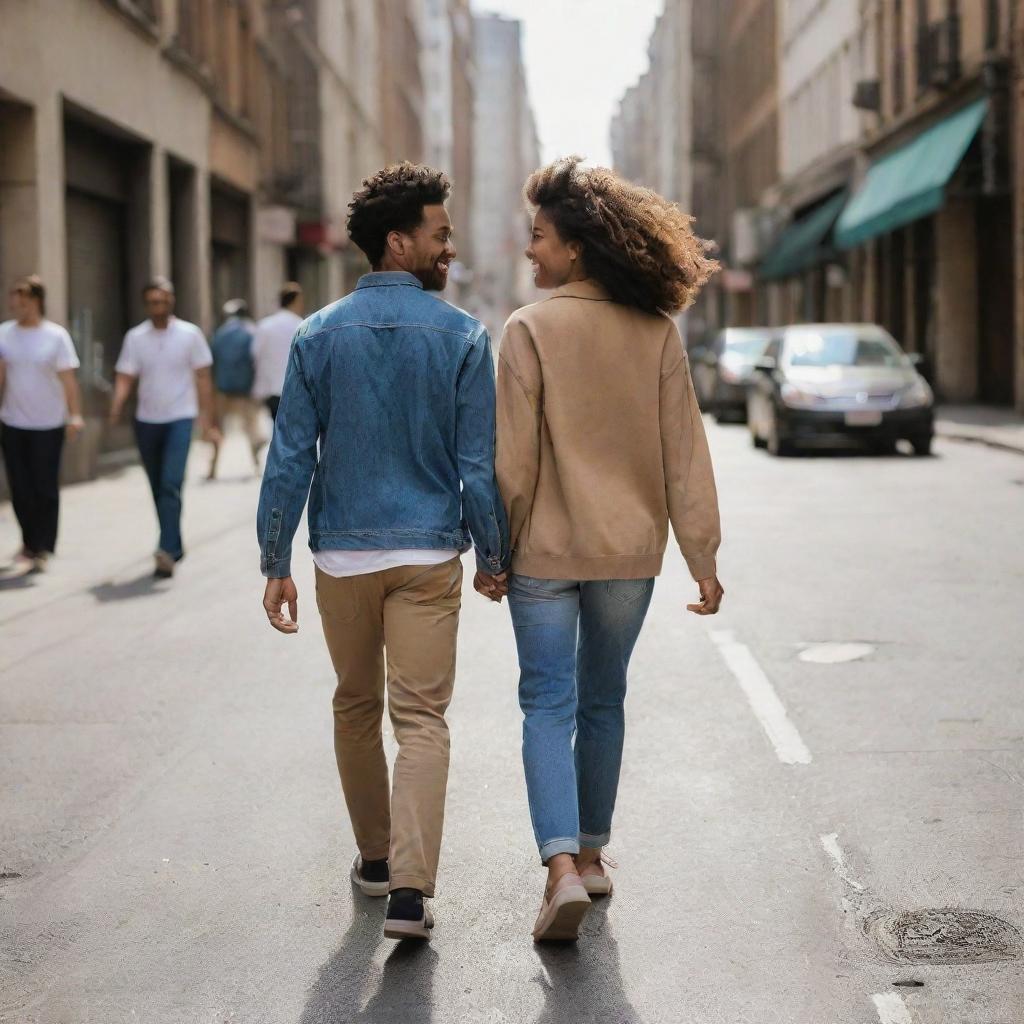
[[799, 642, 875, 664], [866, 908, 1023, 965]]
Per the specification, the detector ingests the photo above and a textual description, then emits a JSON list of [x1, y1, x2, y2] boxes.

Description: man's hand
[[686, 575, 724, 616], [202, 421, 223, 445], [65, 415, 85, 441], [474, 570, 508, 603], [108, 404, 122, 427], [263, 576, 299, 633]]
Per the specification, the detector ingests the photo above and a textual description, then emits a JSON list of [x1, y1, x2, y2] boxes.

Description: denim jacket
[[257, 271, 510, 579]]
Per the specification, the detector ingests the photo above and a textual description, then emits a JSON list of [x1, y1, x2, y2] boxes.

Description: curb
[[935, 428, 1024, 457]]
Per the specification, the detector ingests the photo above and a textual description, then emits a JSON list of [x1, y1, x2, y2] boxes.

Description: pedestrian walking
[[109, 277, 218, 579], [257, 163, 508, 942], [0, 275, 84, 574], [252, 282, 304, 422], [207, 298, 264, 480], [495, 157, 725, 941]]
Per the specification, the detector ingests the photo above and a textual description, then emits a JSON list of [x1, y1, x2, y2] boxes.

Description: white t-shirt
[[115, 317, 213, 423], [252, 308, 302, 400], [313, 549, 459, 578], [0, 319, 80, 430]]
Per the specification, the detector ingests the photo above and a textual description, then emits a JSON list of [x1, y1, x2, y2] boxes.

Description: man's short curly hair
[[347, 162, 452, 267], [524, 157, 718, 315]]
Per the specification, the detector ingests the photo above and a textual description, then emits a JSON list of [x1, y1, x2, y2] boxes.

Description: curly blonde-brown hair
[[523, 157, 718, 315]]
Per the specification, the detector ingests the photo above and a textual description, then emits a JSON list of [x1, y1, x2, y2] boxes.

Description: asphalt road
[[1, 420, 1022, 1024]]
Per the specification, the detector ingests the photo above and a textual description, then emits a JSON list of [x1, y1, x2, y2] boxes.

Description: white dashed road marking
[[819, 832, 866, 891], [708, 629, 812, 765], [873, 992, 913, 1024]]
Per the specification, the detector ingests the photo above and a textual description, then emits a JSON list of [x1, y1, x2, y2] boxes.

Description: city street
[[1, 420, 1022, 1024]]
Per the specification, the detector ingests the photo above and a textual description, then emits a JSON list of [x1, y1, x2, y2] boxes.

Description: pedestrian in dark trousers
[[0, 275, 84, 574], [495, 158, 725, 942], [252, 282, 304, 423], [109, 277, 219, 579], [258, 164, 509, 942]]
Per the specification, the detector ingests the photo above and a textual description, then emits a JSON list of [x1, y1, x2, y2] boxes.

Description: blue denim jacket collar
[[355, 271, 424, 290]]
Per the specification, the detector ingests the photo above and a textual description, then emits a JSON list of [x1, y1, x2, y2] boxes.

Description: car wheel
[[871, 439, 897, 456], [911, 435, 933, 456], [767, 410, 794, 457]]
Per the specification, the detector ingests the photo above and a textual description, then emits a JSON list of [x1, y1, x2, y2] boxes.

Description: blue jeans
[[134, 418, 193, 561], [508, 575, 655, 862]]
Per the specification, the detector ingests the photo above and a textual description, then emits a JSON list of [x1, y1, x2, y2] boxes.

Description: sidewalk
[[935, 404, 1024, 455]]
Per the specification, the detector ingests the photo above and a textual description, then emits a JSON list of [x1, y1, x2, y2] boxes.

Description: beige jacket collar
[[551, 279, 610, 302]]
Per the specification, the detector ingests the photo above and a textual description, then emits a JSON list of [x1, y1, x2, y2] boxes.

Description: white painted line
[[873, 992, 913, 1024], [819, 832, 865, 891], [709, 629, 812, 765]]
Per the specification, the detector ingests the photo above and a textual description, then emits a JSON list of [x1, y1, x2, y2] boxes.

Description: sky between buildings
[[470, 0, 664, 168]]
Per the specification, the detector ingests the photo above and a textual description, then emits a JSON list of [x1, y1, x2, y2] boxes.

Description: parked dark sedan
[[747, 324, 934, 456], [691, 327, 778, 422]]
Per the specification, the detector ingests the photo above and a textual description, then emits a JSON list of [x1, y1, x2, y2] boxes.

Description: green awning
[[759, 190, 848, 280], [835, 97, 989, 249]]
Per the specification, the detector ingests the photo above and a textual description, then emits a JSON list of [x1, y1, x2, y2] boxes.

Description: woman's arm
[[496, 316, 543, 556]]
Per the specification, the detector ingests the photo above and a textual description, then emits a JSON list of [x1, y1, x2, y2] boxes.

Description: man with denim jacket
[[257, 163, 509, 941]]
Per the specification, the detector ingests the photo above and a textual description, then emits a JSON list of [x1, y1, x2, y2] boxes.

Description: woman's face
[[525, 209, 581, 289]]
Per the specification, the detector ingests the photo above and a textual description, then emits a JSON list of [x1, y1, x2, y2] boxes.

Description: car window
[[764, 337, 782, 361], [784, 329, 905, 368], [724, 336, 773, 358]]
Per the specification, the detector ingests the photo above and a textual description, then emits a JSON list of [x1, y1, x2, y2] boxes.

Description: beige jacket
[[495, 280, 720, 582]]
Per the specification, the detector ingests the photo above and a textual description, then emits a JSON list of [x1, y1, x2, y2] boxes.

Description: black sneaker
[[384, 887, 434, 941], [350, 853, 389, 897]]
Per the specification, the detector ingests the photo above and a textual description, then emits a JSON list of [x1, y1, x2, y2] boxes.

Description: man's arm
[[659, 325, 724, 614], [109, 372, 136, 425], [0, 360, 6, 405], [257, 335, 319, 584], [58, 369, 84, 439], [194, 366, 219, 442], [455, 329, 510, 578]]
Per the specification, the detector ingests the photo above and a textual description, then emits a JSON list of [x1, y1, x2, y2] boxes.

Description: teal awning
[[835, 97, 989, 249], [759, 190, 848, 280]]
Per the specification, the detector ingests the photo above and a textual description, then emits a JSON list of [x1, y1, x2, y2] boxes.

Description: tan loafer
[[532, 871, 591, 942], [577, 851, 616, 896]]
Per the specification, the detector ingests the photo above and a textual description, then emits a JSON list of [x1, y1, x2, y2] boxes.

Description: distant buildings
[[470, 13, 541, 338], [612, 0, 1024, 413]]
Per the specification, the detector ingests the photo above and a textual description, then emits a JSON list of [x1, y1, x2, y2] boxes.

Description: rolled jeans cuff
[[538, 837, 580, 863], [579, 830, 611, 849]]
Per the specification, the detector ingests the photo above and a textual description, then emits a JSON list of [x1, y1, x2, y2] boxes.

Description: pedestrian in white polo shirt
[[109, 277, 218, 579], [251, 282, 304, 422], [0, 275, 85, 574]]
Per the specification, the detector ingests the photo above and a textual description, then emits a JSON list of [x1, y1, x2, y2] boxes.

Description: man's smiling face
[[403, 204, 456, 291]]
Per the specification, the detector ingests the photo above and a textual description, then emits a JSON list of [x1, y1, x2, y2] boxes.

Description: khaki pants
[[315, 557, 463, 896], [210, 393, 265, 476]]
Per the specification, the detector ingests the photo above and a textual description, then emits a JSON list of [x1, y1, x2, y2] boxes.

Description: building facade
[[470, 13, 541, 338]]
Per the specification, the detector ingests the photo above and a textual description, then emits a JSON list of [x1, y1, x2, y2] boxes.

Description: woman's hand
[[687, 575, 724, 615], [474, 571, 508, 603]]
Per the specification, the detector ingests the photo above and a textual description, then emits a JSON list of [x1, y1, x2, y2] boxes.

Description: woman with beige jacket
[[493, 157, 724, 942]]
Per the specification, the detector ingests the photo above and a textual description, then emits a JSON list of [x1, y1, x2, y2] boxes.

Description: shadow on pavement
[[300, 896, 437, 1024], [89, 573, 165, 603], [532, 902, 642, 1024], [0, 571, 36, 592]]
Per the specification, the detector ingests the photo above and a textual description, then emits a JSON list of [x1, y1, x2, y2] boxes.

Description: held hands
[[264, 576, 299, 634], [687, 575, 724, 616], [201, 420, 223, 446], [474, 570, 508, 603]]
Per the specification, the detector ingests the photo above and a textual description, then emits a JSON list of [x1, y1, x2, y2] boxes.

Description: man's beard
[[415, 257, 449, 292]]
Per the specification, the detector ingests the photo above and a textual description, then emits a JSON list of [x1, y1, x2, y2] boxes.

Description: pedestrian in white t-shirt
[[109, 277, 218, 579], [251, 282, 304, 421], [0, 275, 84, 574]]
